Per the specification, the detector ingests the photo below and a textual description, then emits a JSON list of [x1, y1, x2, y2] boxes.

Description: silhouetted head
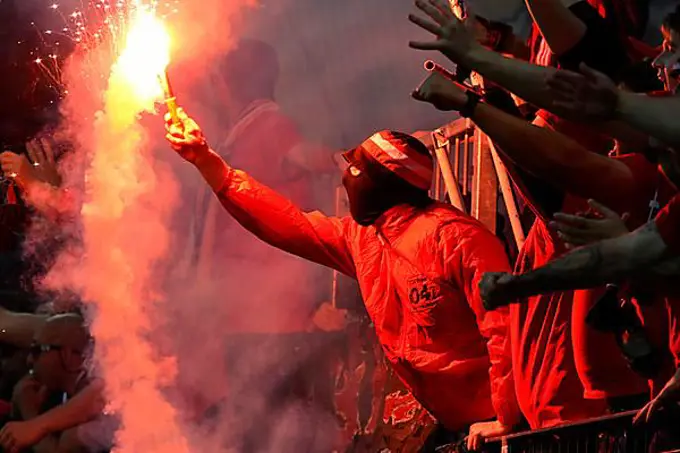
[[28, 314, 90, 393], [218, 39, 280, 105], [341, 131, 433, 226]]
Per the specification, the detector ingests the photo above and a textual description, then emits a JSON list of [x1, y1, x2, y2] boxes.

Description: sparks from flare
[[20, 0, 180, 101], [115, 6, 172, 109], [54, 3, 189, 452]]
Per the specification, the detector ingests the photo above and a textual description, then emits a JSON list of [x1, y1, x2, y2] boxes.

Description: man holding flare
[[163, 107, 521, 450]]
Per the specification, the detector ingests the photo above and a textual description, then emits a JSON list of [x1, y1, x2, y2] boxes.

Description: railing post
[[486, 136, 526, 250], [472, 128, 498, 232], [431, 128, 466, 212]]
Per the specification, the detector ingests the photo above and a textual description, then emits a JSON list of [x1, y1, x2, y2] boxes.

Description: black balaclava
[[341, 132, 432, 226]]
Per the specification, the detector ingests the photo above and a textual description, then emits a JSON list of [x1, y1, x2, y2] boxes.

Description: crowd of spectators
[[1, 0, 680, 452]]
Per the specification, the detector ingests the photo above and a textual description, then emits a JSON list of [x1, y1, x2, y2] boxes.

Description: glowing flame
[[116, 8, 171, 106]]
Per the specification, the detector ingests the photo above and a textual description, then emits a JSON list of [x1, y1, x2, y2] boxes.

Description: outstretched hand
[[165, 108, 210, 164], [412, 71, 468, 111], [408, 0, 482, 64], [26, 138, 61, 187], [550, 199, 630, 249], [546, 63, 619, 120]]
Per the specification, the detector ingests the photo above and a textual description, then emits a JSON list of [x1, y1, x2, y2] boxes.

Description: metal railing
[[332, 117, 527, 306], [415, 117, 525, 248], [436, 411, 656, 453]]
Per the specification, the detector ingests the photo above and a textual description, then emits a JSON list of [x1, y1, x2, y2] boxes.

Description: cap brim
[[341, 147, 362, 165]]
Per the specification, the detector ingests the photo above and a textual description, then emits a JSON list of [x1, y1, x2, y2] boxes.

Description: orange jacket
[[214, 167, 521, 430]]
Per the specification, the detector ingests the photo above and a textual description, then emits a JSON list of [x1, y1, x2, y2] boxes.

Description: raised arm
[[547, 65, 680, 148], [480, 195, 680, 309], [524, 0, 586, 56], [491, 221, 669, 303], [166, 110, 356, 277], [409, 0, 625, 115], [0, 308, 47, 349], [413, 72, 637, 210], [617, 93, 680, 148]]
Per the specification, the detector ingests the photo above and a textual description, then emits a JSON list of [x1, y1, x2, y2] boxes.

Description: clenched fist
[[479, 272, 516, 310]]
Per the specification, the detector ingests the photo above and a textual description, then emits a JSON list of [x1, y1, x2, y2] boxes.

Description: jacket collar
[[372, 204, 422, 238]]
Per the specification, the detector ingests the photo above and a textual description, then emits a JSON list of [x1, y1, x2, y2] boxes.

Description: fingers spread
[[25, 141, 39, 164], [408, 13, 441, 35], [415, 0, 448, 25], [409, 40, 444, 51], [40, 138, 55, 164], [587, 199, 618, 218], [553, 213, 593, 227]]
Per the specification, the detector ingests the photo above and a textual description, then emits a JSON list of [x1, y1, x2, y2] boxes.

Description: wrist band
[[460, 91, 482, 118]]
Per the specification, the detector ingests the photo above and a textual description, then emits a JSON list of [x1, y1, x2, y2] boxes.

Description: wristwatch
[[460, 90, 482, 118]]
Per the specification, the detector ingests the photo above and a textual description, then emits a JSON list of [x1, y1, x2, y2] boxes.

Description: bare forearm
[[36, 381, 105, 435], [508, 224, 667, 297], [617, 92, 680, 148], [525, 0, 586, 56], [0, 309, 47, 348], [648, 256, 680, 277], [471, 102, 631, 205], [465, 49, 559, 112]]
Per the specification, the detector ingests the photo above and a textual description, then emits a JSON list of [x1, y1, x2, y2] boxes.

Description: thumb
[[587, 199, 618, 219], [621, 212, 630, 223]]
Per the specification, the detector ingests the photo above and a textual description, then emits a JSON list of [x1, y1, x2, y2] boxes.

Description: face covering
[[342, 162, 388, 226], [341, 147, 427, 226]]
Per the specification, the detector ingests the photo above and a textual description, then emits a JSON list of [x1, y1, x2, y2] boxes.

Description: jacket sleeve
[[213, 165, 356, 277], [441, 223, 522, 427]]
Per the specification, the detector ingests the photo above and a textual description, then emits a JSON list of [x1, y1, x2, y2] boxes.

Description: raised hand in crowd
[[25, 138, 61, 187], [408, 0, 482, 64], [547, 64, 620, 120], [0, 138, 61, 190], [549, 199, 630, 249], [412, 71, 468, 111], [634, 369, 680, 425]]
